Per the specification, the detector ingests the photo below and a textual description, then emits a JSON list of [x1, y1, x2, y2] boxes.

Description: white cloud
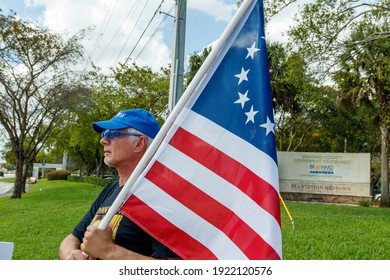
[[21, 0, 303, 71], [265, 0, 306, 43], [188, 0, 237, 22], [21, 0, 235, 73], [22, 0, 242, 72], [27, 0, 175, 71], [266, 15, 294, 43]]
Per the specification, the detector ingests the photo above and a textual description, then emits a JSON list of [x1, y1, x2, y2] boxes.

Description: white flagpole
[[98, 0, 257, 229]]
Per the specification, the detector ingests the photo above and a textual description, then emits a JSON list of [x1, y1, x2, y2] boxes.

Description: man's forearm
[[59, 234, 82, 260]]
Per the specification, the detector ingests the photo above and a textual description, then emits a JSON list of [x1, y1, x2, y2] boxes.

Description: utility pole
[[168, 0, 187, 112]]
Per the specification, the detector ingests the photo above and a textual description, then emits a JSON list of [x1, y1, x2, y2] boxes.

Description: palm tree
[[184, 46, 212, 88], [333, 21, 390, 207]]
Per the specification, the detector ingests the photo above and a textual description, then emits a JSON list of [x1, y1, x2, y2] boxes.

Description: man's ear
[[134, 136, 148, 153]]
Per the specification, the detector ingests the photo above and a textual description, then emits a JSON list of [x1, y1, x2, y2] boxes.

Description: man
[[59, 109, 179, 260]]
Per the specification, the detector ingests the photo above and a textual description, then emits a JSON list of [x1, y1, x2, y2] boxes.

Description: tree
[[333, 21, 390, 206], [266, 42, 318, 151], [288, 0, 390, 206], [263, 0, 299, 21], [289, 0, 389, 74], [0, 11, 86, 198], [184, 46, 212, 88], [113, 63, 170, 119], [52, 63, 170, 176]]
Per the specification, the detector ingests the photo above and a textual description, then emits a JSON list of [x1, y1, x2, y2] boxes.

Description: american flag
[[120, 0, 282, 260]]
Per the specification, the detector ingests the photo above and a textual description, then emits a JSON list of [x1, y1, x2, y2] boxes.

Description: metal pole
[[168, 0, 187, 112]]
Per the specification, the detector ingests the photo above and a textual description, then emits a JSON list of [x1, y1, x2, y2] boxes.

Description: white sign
[[0, 242, 14, 260], [278, 152, 370, 197]]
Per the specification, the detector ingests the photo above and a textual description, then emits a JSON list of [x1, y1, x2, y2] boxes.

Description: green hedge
[[67, 175, 117, 187], [46, 170, 72, 180]]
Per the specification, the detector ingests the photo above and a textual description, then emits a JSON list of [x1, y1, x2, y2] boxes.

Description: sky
[[0, 0, 303, 72], [0, 0, 304, 163]]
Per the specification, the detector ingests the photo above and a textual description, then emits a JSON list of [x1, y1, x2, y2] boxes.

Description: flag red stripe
[[145, 161, 280, 259], [121, 195, 218, 260], [170, 127, 281, 225]]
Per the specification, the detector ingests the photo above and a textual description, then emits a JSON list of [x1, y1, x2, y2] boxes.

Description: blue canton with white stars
[[191, 1, 277, 163]]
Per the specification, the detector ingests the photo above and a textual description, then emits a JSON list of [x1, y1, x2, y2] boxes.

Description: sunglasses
[[101, 129, 142, 140]]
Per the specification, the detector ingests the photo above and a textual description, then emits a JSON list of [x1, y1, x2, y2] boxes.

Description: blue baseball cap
[[92, 109, 160, 138]]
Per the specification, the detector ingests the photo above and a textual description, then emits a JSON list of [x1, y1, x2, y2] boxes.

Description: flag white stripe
[[158, 144, 282, 257], [133, 178, 248, 260], [179, 108, 279, 190]]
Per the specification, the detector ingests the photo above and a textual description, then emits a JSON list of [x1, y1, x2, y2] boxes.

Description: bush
[[67, 175, 117, 187], [46, 170, 72, 180], [359, 200, 371, 207]]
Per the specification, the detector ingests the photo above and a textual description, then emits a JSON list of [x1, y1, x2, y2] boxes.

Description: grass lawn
[[281, 202, 389, 259], [0, 179, 102, 260], [0, 178, 389, 260]]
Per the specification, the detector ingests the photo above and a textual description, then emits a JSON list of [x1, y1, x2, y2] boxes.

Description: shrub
[[359, 200, 371, 207], [46, 170, 72, 180], [67, 175, 117, 187]]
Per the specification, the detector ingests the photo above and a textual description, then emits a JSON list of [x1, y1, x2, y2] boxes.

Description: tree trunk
[[22, 162, 28, 193], [96, 156, 104, 177], [11, 156, 25, 199], [380, 122, 390, 207]]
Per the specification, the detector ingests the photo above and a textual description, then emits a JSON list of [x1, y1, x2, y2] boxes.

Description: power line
[[98, 0, 141, 64], [87, 0, 172, 71], [122, 0, 167, 66], [115, 0, 152, 65], [89, 0, 121, 61], [134, 3, 175, 63]]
